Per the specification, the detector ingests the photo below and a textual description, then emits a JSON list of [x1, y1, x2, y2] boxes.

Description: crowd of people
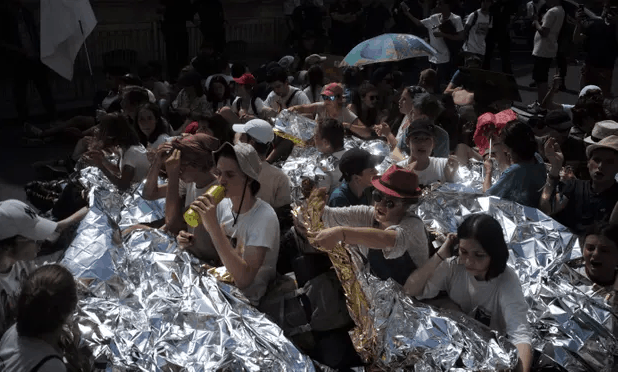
[[0, 0, 618, 370]]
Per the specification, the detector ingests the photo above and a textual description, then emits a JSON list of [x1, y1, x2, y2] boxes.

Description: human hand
[[544, 137, 564, 173], [164, 149, 182, 177], [176, 230, 195, 250], [446, 155, 459, 172], [560, 165, 575, 181], [310, 226, 344, 249], [551, 75, 562, 93], [437, 233, 458, 259], [484, 157, 493, 173], [84, 149, 104, 167], [191, 194, 219, 232], [433, 31, 444, 38], [156, 143, 173, 163], [374, 122, 391, 138]]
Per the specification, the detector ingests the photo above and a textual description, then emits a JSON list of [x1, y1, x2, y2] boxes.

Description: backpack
[[463, 10, 493, 47], [235, 96, 259, 116], [284, 89, 299, 109]]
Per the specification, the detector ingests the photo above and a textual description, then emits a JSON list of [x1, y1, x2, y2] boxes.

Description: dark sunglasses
[[372, 190, 400, 209], [367, 95, 379, 101], [322, 94, 342, 101]]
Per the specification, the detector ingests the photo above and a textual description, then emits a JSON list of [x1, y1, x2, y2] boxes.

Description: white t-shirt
[[231, 96, 266, 117], [0, 261, 33, 337], [0, 324, 66, 372], [149, 134, 172, 149], [179, 180, 220, 263], [303, 85, 324, 104], [264, 86, 311, 111], [322, 205, 429, 269], [314, 102, 359, 125], [421, 13, 464, 64], [317, 149, 347, 194], [257, 162, 293, 208], [120, 145, 150, 182], [462, 10, 493, 56], [397, 157, 450, 185], [418, 257, 532, 346], [533, 5, 565, 58], [216, 198, 280, 306]]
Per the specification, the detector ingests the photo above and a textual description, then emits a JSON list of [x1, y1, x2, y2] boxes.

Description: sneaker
[[527, 101, 546, 115]]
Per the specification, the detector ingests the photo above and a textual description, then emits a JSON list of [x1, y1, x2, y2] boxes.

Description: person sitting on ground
[[573, 222, 617, 290], [83, 113, 151, 191], [0, 264, 78, 372], [417, 68, 438, 94], [290, 83, 373, 138], [435, 93, 461, 151], [484, 121, 547, 208], [394, 93, 450, 159], [263, 66, 311, 115], [348, 82, 385, 134], [404, 214, 532, 372], [443, 55, 482, 96], [313, 165, 429, 285], [328, 149, 381, 208], [303, 64, 325, 103], [138, 61, 171, 102], [134, 103, 172, 149], [232, 119, 293, 210], [584, 120, 619, 145], [474, 109, 517, 156], [206, 75, 233, 113], [397, 119, 460, 186], [541, 78, 603, 121], [170, 70, 212, 133], [118, 74, 157, 103], [540, 135, 618, 235], [532, 109, 573, 162], [219, 73, 266, 124], [143, 134, 221, 264], [0, 199, 86, 336], [313, 118, 348, 194], [374, 85, 427, 151], [188, 142, 280, 306]]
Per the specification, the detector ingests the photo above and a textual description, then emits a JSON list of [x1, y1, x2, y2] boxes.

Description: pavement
[[0, 52, 612, 209]]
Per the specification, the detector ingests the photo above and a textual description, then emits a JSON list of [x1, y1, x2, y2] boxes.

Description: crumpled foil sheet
[[282, 137, 390, 202], [62, 167, 318, 371], [412, 190, 617, 371], [274, 109, 318, 146], [301, 188, 518, 371]]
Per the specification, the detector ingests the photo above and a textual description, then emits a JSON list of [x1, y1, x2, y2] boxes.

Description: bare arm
[[403, 8, 424, 28], [162, 149, 187, 234], [341, 227, 397, 249], [289, 103, 321, 115], [515, 343, 533, 372], [404, 234, 457, 297], [438, 30, 465, 40], [143, 144, 171, 200], [541, 76, 563, 111], [483, 158, 493, 192], [55, 206, 89, 232], [533, 20, 550, 37], [345, 118, 374, 139]]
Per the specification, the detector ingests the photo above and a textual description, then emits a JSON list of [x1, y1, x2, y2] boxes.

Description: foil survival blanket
[[60, 167, 317, 371]]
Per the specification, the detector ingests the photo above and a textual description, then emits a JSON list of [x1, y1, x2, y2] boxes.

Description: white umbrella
[[40, 0, 97, 81]]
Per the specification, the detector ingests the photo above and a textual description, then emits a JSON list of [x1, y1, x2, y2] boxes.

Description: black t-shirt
[[555, 179, 618, 235], [362, 3, 392, 39], [293, 4, 324, 34], [583, 19, 618, 69]]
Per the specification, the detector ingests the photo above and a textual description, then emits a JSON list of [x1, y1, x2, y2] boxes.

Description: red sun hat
[[233, 73, 256, 86], [371, 165, 421, 199], [321, 82, 344, 97], [473, 109, 518, 155]]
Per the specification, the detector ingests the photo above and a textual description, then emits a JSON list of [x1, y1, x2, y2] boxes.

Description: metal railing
[[0, 17, 288, 118]]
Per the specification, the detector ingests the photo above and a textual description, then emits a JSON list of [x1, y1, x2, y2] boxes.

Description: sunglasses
[[367, 95, 379, 101], [322, 94, 342, 101], [372, 190, 401, 209]]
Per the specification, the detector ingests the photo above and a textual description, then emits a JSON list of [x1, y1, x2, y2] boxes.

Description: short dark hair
[[502, 121, 537, 161], [316, 118, 345, 150], [123, 86, 150, 107], [17, 264, 78, 337], [266, 66, 288, 85], [191, 113, 234, 144], [412, 93, 444, 119], [0, 236, 19, 258], [135, 103, 170, 146], [457, 214, 509, 280], [207, 75, 232, 104], [579, 222, 618, 248], [247, 136, 271, 157]]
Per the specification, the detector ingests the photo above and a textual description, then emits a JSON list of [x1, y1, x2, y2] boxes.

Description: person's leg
[[533, 57, 551, 102], [482, 29, 496, 70], [31, 62, 57, 121], [498, 28, 513, 75]]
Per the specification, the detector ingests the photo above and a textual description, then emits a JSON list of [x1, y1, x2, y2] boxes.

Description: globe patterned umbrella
[[340, 33, 438, 67]]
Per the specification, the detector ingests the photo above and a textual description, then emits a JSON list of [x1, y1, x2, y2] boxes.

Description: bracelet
[[436, 251, 445, 261]]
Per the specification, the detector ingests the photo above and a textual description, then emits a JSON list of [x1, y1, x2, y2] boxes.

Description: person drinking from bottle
[[189, 142, 280, 306], [404, 214, 533, 372], [142, 133, 221, 264]]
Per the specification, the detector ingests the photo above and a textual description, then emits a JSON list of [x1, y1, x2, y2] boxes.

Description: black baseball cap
[[339, 148, 383, 181], [405, 118, 435, 138]]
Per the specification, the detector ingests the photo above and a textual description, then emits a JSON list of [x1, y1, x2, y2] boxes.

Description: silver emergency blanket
[[61, 167, 317, 371], [410, 189, 617, 371], [273, 109, 318, 145]]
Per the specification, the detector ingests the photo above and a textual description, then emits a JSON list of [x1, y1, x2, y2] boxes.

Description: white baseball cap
[[232, 119, 275, 144], [0, 200, 57, 241], [579, 85, 602, 97]]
